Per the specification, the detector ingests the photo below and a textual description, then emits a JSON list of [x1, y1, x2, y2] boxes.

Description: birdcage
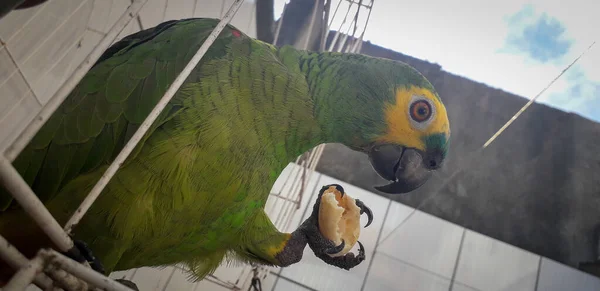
[[0, 0, 375, 290]]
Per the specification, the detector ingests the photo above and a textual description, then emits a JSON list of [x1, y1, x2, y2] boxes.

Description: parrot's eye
[[409, 100, 432, 122], [407, 96, 436, 130]]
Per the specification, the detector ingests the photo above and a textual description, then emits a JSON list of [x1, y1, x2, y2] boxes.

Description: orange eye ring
[[410, 100, 432, 122]]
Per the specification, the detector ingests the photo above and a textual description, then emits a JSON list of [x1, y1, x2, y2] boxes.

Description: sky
[[273, 0, 600, 122]]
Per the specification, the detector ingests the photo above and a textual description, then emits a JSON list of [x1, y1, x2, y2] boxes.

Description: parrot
[[0, 0, 50, 20], [0, 17, 450, 287]]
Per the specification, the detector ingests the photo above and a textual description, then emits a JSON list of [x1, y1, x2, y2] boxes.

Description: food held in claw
[[318, 186, 361, 257]]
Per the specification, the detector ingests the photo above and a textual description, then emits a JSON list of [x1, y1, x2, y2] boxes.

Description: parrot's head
[[365, 83, 450, 195], [314, 53, 450, 194]]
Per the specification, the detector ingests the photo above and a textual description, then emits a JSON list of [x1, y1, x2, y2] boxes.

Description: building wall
[[316, 36, 600, 271]]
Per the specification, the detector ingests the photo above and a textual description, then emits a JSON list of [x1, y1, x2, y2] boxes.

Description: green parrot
[[0, 18, 450, 286]]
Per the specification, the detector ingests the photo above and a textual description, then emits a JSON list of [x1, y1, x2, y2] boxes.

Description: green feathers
[[0, 17, 446, 280]]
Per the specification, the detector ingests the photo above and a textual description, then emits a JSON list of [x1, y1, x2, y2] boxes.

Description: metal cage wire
[[0, 0, 375, 290], [241, 0, 374, 289], [0, 0, 246, 290]]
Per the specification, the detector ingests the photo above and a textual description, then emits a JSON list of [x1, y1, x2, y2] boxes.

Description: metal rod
[[327, 0, 343, 28], [327, 0, 354, 51], [338, 7, 359, 52], [4, 0, 149, 162], [63, 0, 246, 233], [3, 255, 45, 291], [349, 0, 372, 53], [0, 235, 53, 289], [0, 157, 73, 252], [40, 249, 133, 291], [482, 41, 596, 149]]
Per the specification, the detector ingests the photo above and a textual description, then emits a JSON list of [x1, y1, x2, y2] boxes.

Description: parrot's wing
[[0, 18, 222, 210]]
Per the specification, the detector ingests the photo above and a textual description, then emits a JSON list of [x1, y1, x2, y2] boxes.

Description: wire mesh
[[0, 0, 378, 289], [237, 1, 375, 289], [0, 0, 246, 290]]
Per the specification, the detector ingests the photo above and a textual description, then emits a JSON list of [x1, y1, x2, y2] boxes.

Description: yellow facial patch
[[377, 86, 450, 151]]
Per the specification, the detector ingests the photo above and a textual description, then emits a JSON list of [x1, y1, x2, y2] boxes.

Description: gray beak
[[367, 144, 443, 194]]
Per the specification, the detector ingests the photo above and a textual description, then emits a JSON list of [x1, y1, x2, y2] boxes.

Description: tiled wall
[[268, 174, 600, 291], [0, 0, 257, 153], [102, 168, 600, 291], [6, 1, 600, 290]]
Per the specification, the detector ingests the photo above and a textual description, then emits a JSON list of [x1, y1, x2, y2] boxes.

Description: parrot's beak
[[367, 144, 443, 194]]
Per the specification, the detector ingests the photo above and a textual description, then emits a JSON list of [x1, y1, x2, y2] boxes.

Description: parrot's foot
[[354, 198, 373, 228], [63, 239, 106, 275], [315, 241, 366, 270], [115, 279, 140, 291], [301, 184, 371, 270]]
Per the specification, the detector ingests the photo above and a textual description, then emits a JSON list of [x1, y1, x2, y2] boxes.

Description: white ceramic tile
[[164, 267, 202, 290], [279, 175, 389, 291], [17, 0, 93, 102], [537, 258, 600, 291], [129, 266, 177, 290], [0, 47, 29, 118], [220, 0, 234, 17], [454, 230, 539, 291], [164, 0, 195, 21], [194, 279, 231, 291], [31, 28, 103, 104], [0, 46, 17, 84], [268, 163, 302, 198], [378, 200, 413, 244], [113, 16, 141, 44], [106, 0, 132, 32], [192, 0, 223, 18], [363, 252, 451, 291], [210, 262, 248, 287], [272, 277, 312, 291], [0, 2, 46, 42], [451, 282, 480, 291], [245, 3, 257, 38], [109, 268, 137, 281], [378, 209, 464, 278], [0, 91, 41, 152], [138, 0, 168, 29], [228, 1, 256, 36], [254, 270, 279, 291], [6, 0, 86, 65], [0, 63, 30, 118], [87, 0, 114, 33], [30, 27, 103, 104], [265, 163, 322, 233]]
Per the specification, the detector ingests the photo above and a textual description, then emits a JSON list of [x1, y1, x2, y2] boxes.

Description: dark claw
[[355, 199, 373, 228], [322, 184, 345, 198], [64, 239, 106, 275], [293, 184, 366, 271], [334, 184, 345, 198], [326, 239, 345, 255], [357, 241, 365, 258], [314, 240, 366, 271], [115, 279, 139, 291]]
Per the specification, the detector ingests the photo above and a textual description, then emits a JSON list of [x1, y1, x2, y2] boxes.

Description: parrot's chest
[[117, 130, 285, 241]]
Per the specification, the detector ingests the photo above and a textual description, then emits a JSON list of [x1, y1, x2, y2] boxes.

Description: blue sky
[[274, 0, 600, 122]]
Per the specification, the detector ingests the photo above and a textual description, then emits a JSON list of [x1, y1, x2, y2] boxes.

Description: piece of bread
[[318, 186, 361, 257]]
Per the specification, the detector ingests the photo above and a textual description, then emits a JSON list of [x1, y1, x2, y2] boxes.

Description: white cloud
[[273, 0, 600, 121]]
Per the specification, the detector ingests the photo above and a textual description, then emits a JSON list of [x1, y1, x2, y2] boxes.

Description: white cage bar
[[0, 0, 246, 290], [0, 0, 376, 290], [239, 1, 374, 289]]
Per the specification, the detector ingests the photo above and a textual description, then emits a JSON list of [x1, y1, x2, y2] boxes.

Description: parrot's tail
[[0, 210, 55, 286], [183, 249, 227, 281]]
